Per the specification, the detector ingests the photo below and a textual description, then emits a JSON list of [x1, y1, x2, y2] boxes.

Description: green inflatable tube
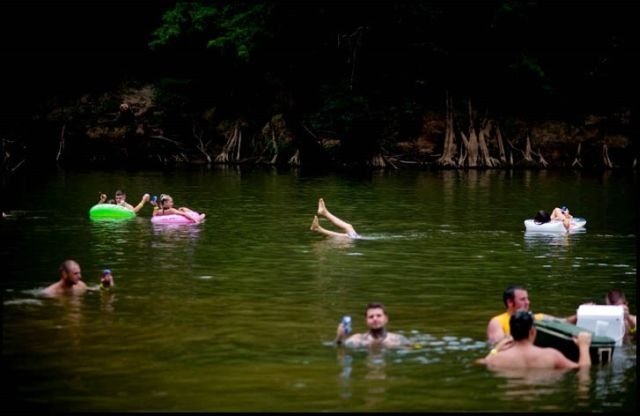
[[89, 204, 136, 220]]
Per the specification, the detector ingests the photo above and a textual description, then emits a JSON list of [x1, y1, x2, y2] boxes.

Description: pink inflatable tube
[[151, 212, 205, 224]]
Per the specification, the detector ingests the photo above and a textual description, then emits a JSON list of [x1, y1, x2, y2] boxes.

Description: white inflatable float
[[151, 211, 205, 225], [524, 217, 586, 232]]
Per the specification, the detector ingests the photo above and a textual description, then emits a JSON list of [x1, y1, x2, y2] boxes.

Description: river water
[[1, 167, 636, 412]]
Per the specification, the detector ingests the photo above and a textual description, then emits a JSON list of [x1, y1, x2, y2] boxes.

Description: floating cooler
[[576, 305, 625, 347], [534, 319, 616, 364]]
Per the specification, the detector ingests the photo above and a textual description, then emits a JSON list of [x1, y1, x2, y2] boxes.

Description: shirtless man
[[310, 198, 360, 239], [334, 303, 410, 348], [479, 310, 592, 370], [42, 260, 88, 297], [99, 190, 149, 213]]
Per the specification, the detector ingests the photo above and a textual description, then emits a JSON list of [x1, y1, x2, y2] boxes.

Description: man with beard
[[335, 303, 409, 348], [42, 259, 88, 297]]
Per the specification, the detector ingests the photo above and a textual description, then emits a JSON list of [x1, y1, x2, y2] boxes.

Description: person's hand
[[574, 331, 592, 347], [142, 193, 150, 202], [99, 193, 107, 202], [336, 322, 347, 341], [494, 335, 514, 352], [621, 304, 630, 318], [101, 276, 112, 287]]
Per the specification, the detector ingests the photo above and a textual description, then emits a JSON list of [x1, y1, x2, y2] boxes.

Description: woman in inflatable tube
[[532, 206, 573, 231], [153, 194, 205, 223]]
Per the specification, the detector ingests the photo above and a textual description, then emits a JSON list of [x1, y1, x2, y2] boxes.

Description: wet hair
[[115, 190, 126, 197], [510, 310, 534, 341], [605, 289, 627, 306], [533, 210, 551, 224], [365, 302, 387, 317], [503, 285, 526, 308], [159, 194, 173, 207]]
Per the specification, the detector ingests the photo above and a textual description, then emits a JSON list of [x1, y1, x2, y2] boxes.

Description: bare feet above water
[[317, 198, 327, 217], [310, 215, 320, 231]]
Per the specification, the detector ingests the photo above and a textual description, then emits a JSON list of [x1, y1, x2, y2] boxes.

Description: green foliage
[[308, 86, 370, 137], [149, 1, 273, 62]]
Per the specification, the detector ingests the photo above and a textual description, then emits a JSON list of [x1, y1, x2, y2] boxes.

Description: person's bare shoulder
[[344, 333, 365, 348], [41, 287, 58, 297], [385, 332, 411, 347]]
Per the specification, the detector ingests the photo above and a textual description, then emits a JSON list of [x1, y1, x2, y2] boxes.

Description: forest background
[[1, 0, 637, 175]]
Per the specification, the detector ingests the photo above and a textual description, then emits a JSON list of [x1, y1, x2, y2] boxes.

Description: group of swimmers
[[335, 286, 635, 372], [98, 190, 205, 222], [43, 194, 633, 373]]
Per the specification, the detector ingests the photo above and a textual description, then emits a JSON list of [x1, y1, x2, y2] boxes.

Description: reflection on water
[[523, 230, 583, 247], [492, 366, 591, 408], [151, 222, 203, 243]]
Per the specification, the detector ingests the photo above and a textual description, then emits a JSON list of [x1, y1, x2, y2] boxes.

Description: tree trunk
[[572, 143, 583, 168], [602, 144, 613, 168], [288, 149, 301, 166], [537, 148, 549, 167], [269, 127, 278, 164], [370, 153, 385, 168], [56, 123, 66, 161], [496, 125, 507, 165], [478, 119, 499, 167], [192, 121, 211, 163], [464, 100, 479, 168], [523, 135, 534, 162], [457, 134, 467, 167], [466, 128, 479, 168], [436, 93, 458, 167], [214, 121, 241, 164]]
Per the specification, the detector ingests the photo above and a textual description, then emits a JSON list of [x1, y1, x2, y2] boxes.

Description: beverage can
[[342, 315, 352, 335]]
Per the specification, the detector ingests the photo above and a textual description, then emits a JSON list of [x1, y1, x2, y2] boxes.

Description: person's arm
[[487, 317, 506, 345], [335, 322, 348, 345], [477, 333, 513, 365], [623, 305, 636, 335], [132, 193, 150, 213], [555, 331, 592, 369], [552, 348, 579, 369], [493, 334, 514, 352], [176, 209, 200, 222], [575, 332, 592, 368]]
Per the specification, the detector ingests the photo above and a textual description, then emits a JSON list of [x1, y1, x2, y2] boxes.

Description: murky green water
[[2, 167, 636, 412]]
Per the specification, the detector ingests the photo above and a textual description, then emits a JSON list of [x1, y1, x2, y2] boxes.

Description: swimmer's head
[[561, 206, 568, 214], [159, 194, 173, 207]]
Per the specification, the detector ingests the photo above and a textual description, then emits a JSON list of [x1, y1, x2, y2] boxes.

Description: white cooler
[[576, 305, 625, 346]]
